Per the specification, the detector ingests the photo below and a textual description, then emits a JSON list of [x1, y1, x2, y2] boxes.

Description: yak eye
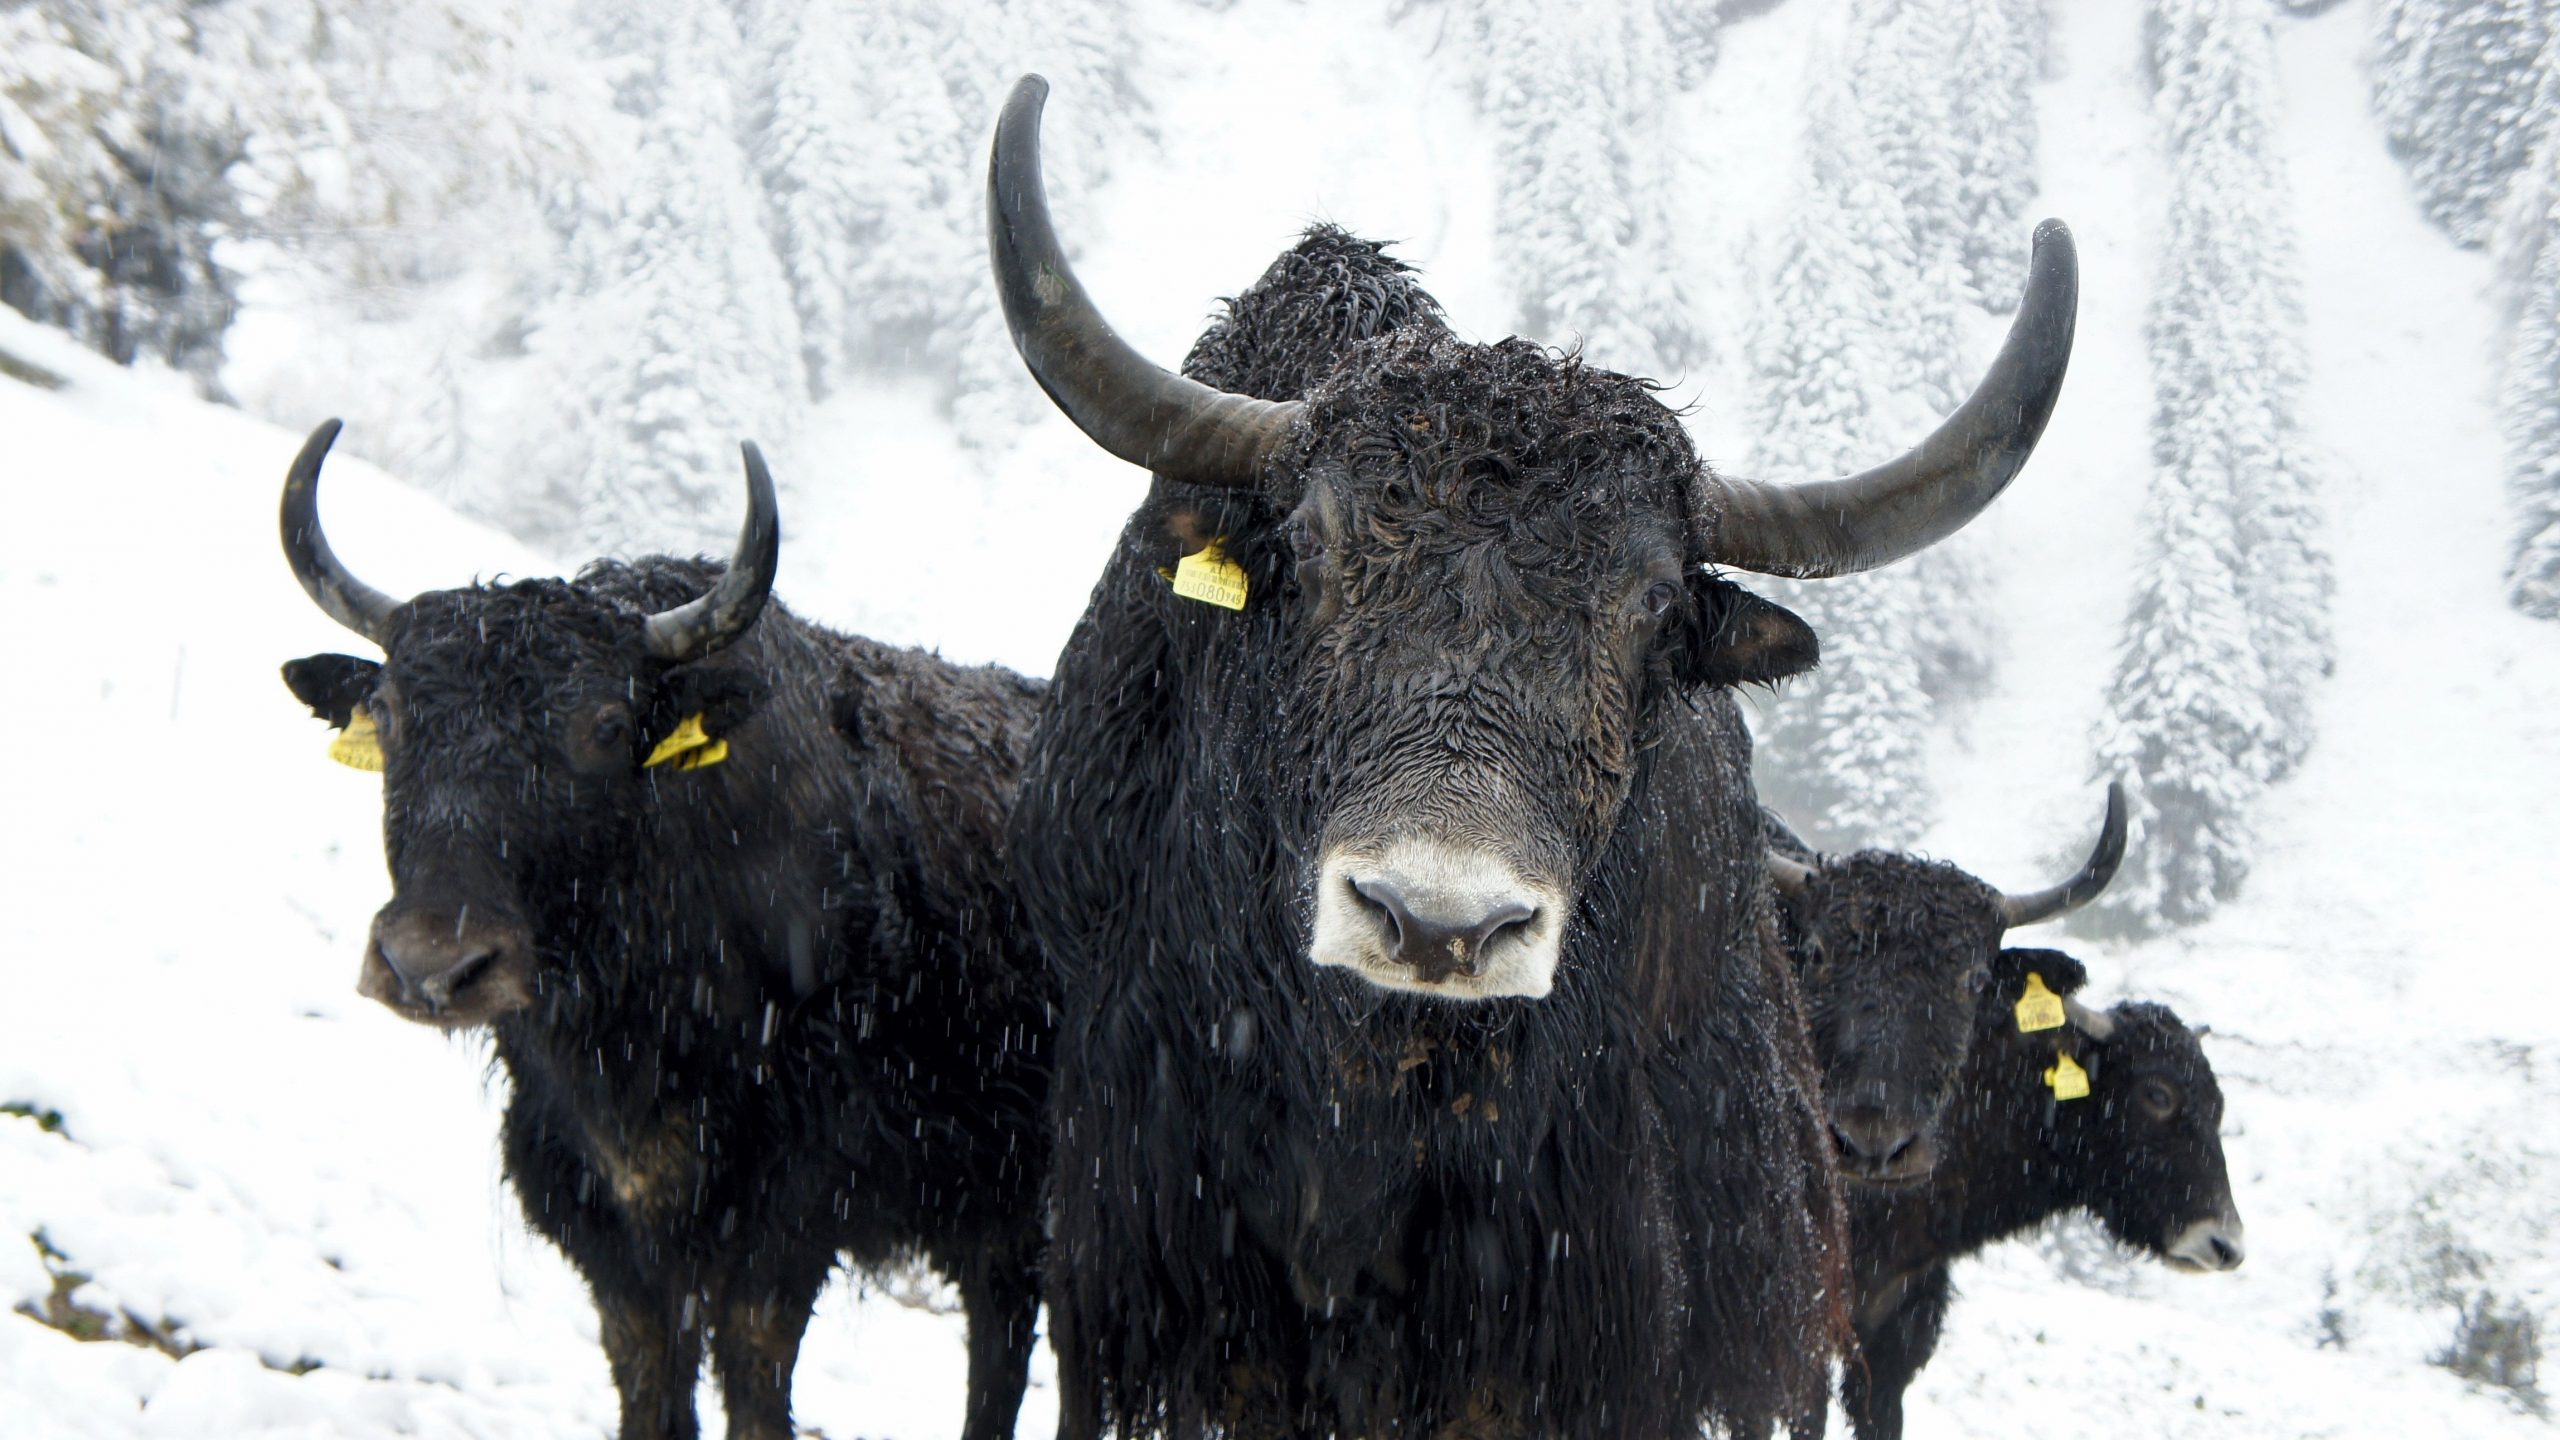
[[1639, 580, 1681, 619], [592, 709, 632, 747], [2138, 1080, 2178, 1116], [1285, 514, 1321, 562]]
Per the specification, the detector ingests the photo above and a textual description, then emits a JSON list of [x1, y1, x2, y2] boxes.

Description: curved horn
[[2000, 781, 2129, 928], [643, 442, 780, 663], [280, 419, 403, 644], [1707, 220, 2079, 577], [988, 74, 1301, 488], [1765, 849, 1818, 902], [2063, 996, 2117, 1041]]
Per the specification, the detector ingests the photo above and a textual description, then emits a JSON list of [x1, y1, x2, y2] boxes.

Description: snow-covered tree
[[1839, 0, 2049, 312], [1744, 56, 1946, 850], [2093, 0, 2330, 932], [1655, 0, 1725, 88], [495, 0, 801, 557], [2502, 124, 2560, 617], [2371, 0, 2557, 247], [1442, 0, 1705, 378], [743, 0, 1144, 438], [204, 0, 616, 502], [2089, 462, 2275, 931], [0, 1, 242, 389]]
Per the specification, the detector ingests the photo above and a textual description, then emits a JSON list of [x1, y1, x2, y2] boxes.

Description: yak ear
[[1677, 577, 1819, 689], [283, 653, 382, 729], [1993, 946, 2090, 997], [650, 664, 770, 742]]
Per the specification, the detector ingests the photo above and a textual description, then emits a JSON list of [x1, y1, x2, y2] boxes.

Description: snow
[[4, 0, 2557, 1435]]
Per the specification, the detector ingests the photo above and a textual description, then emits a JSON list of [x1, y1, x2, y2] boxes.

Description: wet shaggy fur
[[1840, 949, 2236, 1440], [1762, 812, 2007, 1175], [1013, 227, 1845, 1439], [282, 558, 1052, 1440]]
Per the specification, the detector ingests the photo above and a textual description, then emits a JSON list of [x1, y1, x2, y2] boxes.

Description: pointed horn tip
[[2032, 218, 2074, 252], [289, 418, 347, 479]]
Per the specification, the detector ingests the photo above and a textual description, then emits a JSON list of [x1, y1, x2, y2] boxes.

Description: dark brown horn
[[1707, 220, 2079, 577], [280, 419, 403, 644], [1766, 849, 1818, 902], [988, 74, 1300, 488], [2000, 781, 2128, 928], [642, 442, 780, 663]]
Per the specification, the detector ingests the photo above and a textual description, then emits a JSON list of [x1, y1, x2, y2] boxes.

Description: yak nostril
[[435, 948, 501, 999], [1350, 874, 1412, 951], [2210, 1234, 2243, 1269], [1472, 901, 1535, 954]]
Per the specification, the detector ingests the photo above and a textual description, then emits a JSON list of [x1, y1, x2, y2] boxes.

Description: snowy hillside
[[3, 0, 2557, 1437]]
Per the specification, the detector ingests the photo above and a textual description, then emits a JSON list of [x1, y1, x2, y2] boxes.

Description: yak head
[[1989, 950, 2247, 1273], [1771, 785, 2126, 1183], [989, 75, 2077, 1002], [276, 422, 779, 1029]]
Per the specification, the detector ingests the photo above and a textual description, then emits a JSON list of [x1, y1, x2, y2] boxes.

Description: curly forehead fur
[[1183, 225, 1449, 401], [382, 557, 717, 681], [1292, 330, 1699, 524], [1810, 851, 2006, 952]]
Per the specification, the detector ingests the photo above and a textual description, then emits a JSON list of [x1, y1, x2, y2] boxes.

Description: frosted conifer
[[2371, 0, 2556, 247], [1656, 0, 1726, 88], [0, 0, 240, 388], [503, 0, 801, 557], [1745, 57, 1943, 850], [2094, 0, 2329, 931], [2502, 124, 2560, 616], [1446, 0, 1704, 377]]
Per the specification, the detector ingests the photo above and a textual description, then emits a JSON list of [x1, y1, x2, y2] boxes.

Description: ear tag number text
[[1172, 539, 1249, 611], [2015, 971, 2066, 1033]]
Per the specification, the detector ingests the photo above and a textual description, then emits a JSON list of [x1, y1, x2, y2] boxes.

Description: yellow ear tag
[[2014, 971, 2066, 1033], [643, 713, 729, 772], [329, 710, 384, 772], [1171, 538, 1249, 611], [2045, 1051, 2091, 1101]]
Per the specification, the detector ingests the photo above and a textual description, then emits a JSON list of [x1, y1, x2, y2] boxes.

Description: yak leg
[[1844, 1263, 1955, 1440], [706, 1251, 831, 1440], [952, 1246, 1042, 1440], [1045, 1286, 1106, 1440], [593, 1277, 706, 1440]]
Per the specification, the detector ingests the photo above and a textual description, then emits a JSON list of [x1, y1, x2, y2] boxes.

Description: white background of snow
[[3, 0, 2555, 1435]]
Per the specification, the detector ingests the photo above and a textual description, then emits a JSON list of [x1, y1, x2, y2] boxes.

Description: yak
[[1763, 785, 2127, 1184], [988, 74, 2080, 1439], [275, 422, 1051, 1440], [1840, 948, 2246, 1439]]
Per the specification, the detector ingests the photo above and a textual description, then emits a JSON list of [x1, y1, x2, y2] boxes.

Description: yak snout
[[1828, 1104, 1936, 1185], [2164, 1213, 2248, 1273], [1310, 838, 1563, 1001], [361, 903, 537, 1028]]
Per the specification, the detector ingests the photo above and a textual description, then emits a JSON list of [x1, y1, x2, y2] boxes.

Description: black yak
[[1763, 785, 2127, 1183], [275, 422, 1051, 1440], [988, 73, 2080, 1439], [1841, 948, 2245, 1439]]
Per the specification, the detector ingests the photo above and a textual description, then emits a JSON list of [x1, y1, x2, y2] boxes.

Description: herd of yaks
[[272, 77, 2243, 1440]]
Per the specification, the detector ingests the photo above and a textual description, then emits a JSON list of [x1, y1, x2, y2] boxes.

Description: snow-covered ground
[[3, 0, 2555, 1436]]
